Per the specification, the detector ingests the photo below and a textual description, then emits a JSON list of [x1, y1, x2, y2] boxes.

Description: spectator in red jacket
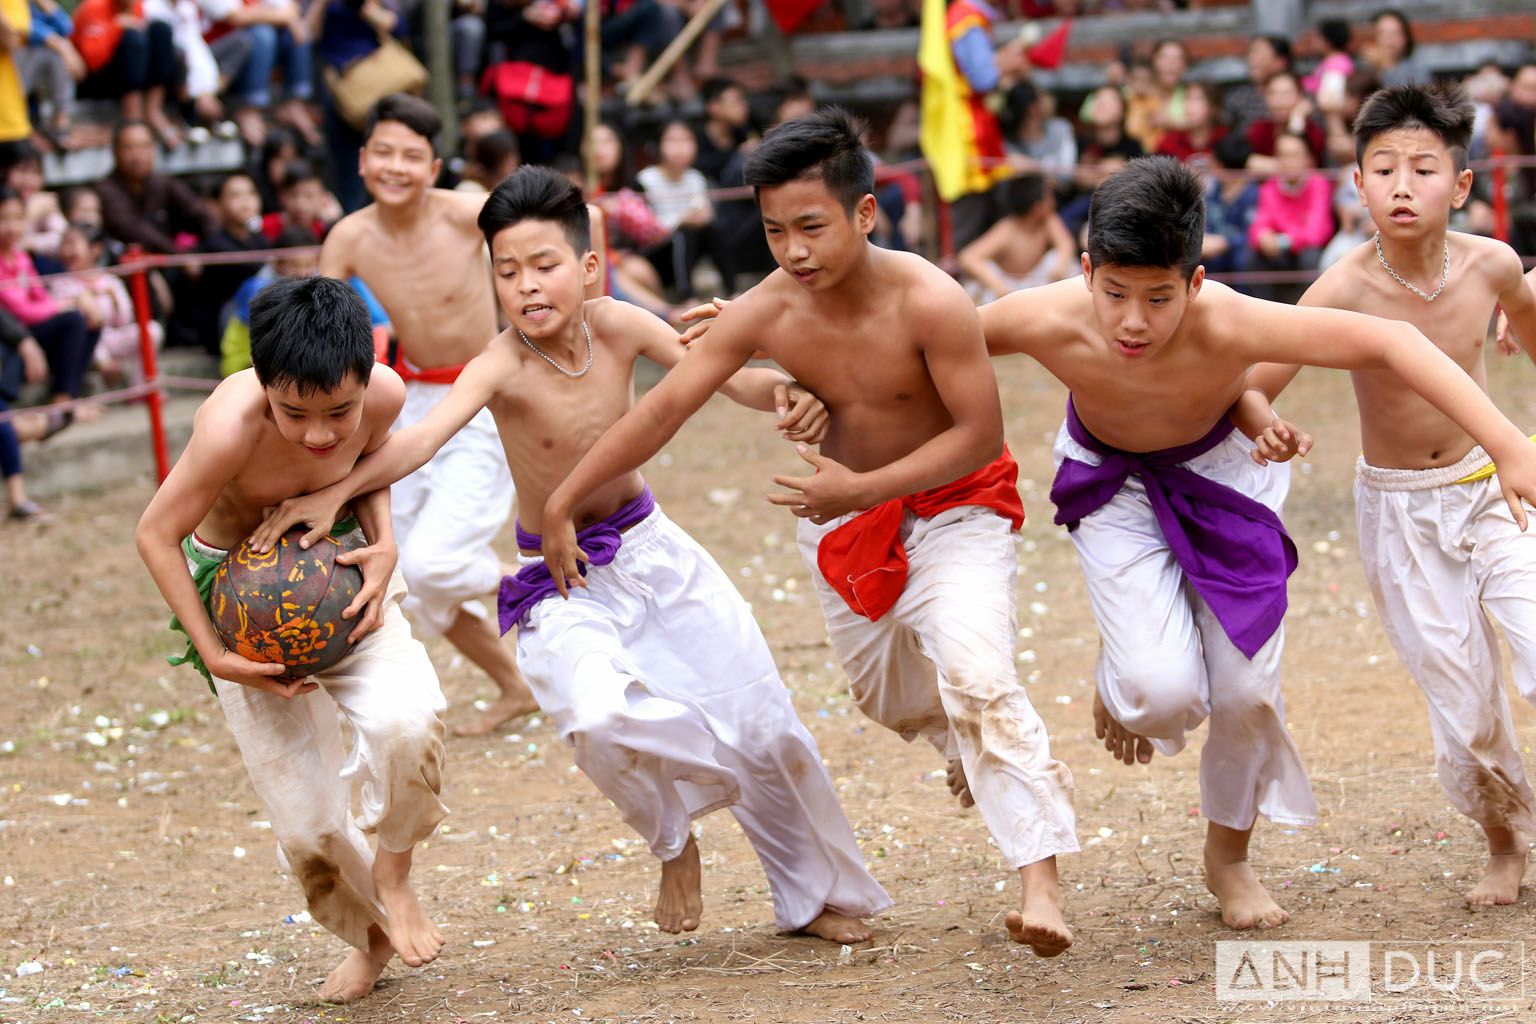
[[71, 0, 180, 146]]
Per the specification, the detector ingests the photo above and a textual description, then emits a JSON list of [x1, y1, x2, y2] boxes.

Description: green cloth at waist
[[168, 516, 361, 695]]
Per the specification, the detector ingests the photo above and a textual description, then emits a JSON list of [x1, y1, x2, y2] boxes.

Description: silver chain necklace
[[517, 321, 593, 378], [1374, 232, 1449, 302]]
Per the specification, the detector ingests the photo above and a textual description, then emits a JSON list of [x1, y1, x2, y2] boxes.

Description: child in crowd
[[1247, 131, 1335, 300], [636, 119, 712, 298], [958, 173, 1076, 303], [50, 222, 157, 387], [0, 185, 96, 430], [261, 159, 336, 242]]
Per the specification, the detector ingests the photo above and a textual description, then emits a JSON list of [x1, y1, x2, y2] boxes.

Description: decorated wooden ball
[[208, 526, 363, 675]]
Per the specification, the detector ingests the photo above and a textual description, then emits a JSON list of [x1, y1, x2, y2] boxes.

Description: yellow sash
[[1453, 434, 1536, 484]]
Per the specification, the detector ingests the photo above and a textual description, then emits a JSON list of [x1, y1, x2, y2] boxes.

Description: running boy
[[975, 155, 1536, 930], [136, 277, 448, 1003], [321, 93, 534, 737], [1246, 83, 1536, 907], [251, 167, 890, 944], [539, 109, 1082, 956]]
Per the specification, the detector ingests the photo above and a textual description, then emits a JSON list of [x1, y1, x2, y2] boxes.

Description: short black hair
[[1353, 81, 1474, 170], [0, 184, 21, 207], [279, 159, 320, 192], [0, 138, 41, 173], [1255, 34, 1293, 68], [701, 76, 743, 105], [1373, 9, 1415, 57], [477, 164, 590, 253], [273, 225, 316, 249], [998, 173, 1046, 217], [112, 119, 153, 151], [1085, 157, 1204, 280], [743, 107, 874, 213], [471, 129, 519, 175], [1318, 18, 1352, 54], [250, 276, 373, 396], [367, 93, 441, 155], [215, 171, 256, 200]]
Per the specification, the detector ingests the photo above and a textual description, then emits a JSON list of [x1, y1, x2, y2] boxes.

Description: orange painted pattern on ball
[[208, 526, 364, 675]]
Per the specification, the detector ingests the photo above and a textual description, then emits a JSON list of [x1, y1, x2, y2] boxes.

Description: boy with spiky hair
[[136, 277, 449, 1003], [539, 108, 1083, 957], [251, 166, 891, 945], [1247, 82, 1536, 907], [971, 153, 1536, 931]]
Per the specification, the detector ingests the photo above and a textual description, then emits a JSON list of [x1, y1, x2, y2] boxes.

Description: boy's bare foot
[[946, 758, 975, 808], [798, 909, 872, 944], [373, 849, 445, 967], [1468, 852, 1526, 906], [1006, 857, 1073, 956], [1093, 689, 1153, 765], [453, 684, 539, 737], [1468, 829, 1526, 906], [655, 833, 703, 933], [318, 927, 392, 1003], [1205, 823, 1288, 930]]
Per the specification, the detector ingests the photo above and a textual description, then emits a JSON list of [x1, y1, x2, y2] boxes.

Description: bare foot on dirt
[[317, 927, 391, 1003], [373, 850, 444, 967], [1205, 824, 1288, 930], [655, 834, 703, 933], [1468, 831, 1526, 907], [799, 909, 872, 944], [1093, 689, 1153, 765], [1006, 857, 1073, 956], [946, 758, 975, 808], [453, 684, 539, 737]]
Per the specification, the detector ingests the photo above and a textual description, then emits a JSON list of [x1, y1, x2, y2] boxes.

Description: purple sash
[[1049, 399, 1296, 659], [496, 487, 656, 635]]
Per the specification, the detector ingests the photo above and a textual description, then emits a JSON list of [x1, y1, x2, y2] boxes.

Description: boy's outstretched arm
[[1493, 253, 1536, 362], [1235, 299, 1536, 528], [627, 300, 827, 443], [542, 305, 762, 595], [251, 351, 510, 551], [135, 411, 305, 697]]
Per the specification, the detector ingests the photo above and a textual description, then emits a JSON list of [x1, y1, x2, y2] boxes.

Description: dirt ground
[[6, 353, 1536, 1024]]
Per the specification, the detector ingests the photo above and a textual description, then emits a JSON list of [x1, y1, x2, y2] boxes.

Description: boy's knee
[[1108, 660, 1203, 735]]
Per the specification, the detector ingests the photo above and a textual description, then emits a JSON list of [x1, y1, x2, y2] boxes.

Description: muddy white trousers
[[1356, 446, 1536, 836], [798, 505, 1080, 870], [515, 507, 892, 930], [190, 535, 449, 951], [1053, 422, 1318, 830]]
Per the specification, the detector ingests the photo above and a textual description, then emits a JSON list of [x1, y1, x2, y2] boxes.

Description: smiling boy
[[1246, 83, 1536, 907], [136, 277, 449, 1003], [977, 155, 1536, 931], [252, 166, 890, 944], [539, 109, 1082, 956], [320, 94, 535, 737]]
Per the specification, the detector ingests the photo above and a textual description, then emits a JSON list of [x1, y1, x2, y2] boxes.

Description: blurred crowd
[[1, 1, 1534, 522]]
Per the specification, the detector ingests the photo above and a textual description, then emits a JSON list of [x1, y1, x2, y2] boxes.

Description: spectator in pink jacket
[[0, 185, 97, 426], [1245, 130, 1334, 301]]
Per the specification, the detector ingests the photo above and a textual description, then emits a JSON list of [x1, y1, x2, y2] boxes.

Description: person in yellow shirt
[[0, 0, 32, 144]]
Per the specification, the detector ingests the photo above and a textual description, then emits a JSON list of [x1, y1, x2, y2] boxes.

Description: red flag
[[764, 0, 824, 32], [1025, 19, 1072, 70]]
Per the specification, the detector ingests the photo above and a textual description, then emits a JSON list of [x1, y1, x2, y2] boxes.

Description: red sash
[[375, 329, 467, 385], [816, 448, 1025, 622]]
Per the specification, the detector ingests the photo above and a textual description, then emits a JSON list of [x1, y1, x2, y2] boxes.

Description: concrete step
[[20, 349, 216, 500]]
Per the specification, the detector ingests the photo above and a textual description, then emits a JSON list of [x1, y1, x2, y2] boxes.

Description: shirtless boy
[[321, 93, 534, 736], [1247, 83, 1536, 908], [540, 109, 1082, 956], [958, 173, 1077, 303], [976, 155, 1536, 930], [136, 277, 448, 1003], [253, 166, 890, 943]]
